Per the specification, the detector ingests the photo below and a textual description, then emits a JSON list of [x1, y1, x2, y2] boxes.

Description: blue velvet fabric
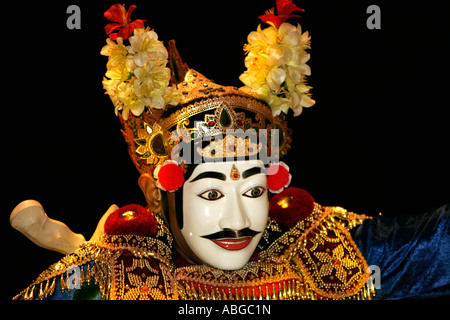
[[354, 203, 450, 299], [38, 261, 104, 300]]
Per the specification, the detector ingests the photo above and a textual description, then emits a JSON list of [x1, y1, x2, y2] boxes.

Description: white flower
[[164, 85, 183, 106], [102, 27, 181, 118], [240, 22, 315, 116], [267, 67, 286, 92], [102, 78, 121, 112], [128, 28, 168, 67], [117, 81, 145, 120], [133, 60, 172, 109], [278, 23, 301, 46]]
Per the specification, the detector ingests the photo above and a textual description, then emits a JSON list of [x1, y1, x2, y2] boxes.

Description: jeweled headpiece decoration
[[101, 1, 314, 179]]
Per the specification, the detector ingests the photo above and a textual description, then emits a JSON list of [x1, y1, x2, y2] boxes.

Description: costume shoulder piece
[[14, 193, 376, 300], [14, 204, 177, 300], [171, 188, 376, 300], [260, 187, 375, 299]]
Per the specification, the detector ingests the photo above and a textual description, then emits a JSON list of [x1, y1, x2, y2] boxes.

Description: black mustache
[[201, 228, 260, 240]]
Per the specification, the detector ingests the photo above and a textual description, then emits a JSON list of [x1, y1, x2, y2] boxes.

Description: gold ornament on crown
[[118, 68, 292, 175], [100, 3, 315, 175]]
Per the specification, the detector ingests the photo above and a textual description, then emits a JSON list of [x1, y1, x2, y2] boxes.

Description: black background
[[4, 0, 449, 300]]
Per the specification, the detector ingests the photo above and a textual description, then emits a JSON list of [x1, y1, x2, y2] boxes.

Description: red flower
[[258, 0, 305, 28], [104, 3, 145, 40]]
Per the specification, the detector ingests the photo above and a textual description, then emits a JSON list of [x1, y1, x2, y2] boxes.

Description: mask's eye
[[242, 186, 266, 198], [198, 189, 225, 201]]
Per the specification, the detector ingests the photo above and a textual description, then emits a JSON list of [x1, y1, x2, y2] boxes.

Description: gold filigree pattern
[[98, 234, 176, 300], [174, 259, 315, 300], [260, 204, 374, 299], [13, 242, 117, 300], [119, 70, 292, 175], [14, 205, 375, 300]]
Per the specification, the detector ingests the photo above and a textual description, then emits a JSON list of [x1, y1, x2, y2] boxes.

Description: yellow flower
[[133, 60, 171, 109], [101, 37, 131, 81], [239, 68, 268, 91], [240, 21, 315, 116], [101, 26, 182, 118], [117, 82, 145, 120], [266, 67, 286, 92], [102, 78, 121, 113], [164, 84, 183, 106], [278, 22, 301, 46], [128, 27, 168, 67], [101, 38, 127, 63], [297, 82, 315, 108], [267, 94, 290, 116]]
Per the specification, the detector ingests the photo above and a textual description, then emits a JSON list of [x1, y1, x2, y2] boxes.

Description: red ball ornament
[[104, 204, 158, 236], [267, 162, 292, 193], [157, 162, 185, 192], [269, 187, 315, 228]]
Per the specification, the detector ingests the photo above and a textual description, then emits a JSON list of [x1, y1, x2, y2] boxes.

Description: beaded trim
[[14, 205, 375, 300]]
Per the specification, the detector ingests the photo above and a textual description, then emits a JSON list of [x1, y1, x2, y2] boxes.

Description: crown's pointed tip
[[168, 39, 189, 85]]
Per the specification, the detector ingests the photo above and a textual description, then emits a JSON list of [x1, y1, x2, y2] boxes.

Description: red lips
[[210, 237, 253, 250]]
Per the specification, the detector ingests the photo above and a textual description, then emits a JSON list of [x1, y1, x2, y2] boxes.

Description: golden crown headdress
[[101, 1, 314, 179]]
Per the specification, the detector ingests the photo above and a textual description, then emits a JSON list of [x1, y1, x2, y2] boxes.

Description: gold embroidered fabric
[[14, 204, 375, 300]]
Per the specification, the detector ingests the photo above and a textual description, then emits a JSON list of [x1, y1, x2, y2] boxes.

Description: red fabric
[[158, 163, 185, 191], [269, 187, 315, 228], [104, 204, 158, 236]]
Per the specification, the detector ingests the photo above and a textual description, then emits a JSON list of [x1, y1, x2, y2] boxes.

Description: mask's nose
[[218, 189, 251, 231]]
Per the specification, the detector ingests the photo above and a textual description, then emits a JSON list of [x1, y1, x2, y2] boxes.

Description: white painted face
[[181, 160, 268, 270]]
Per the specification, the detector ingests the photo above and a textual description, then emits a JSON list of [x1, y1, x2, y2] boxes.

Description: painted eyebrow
[[190, 171, 227, 183], [242, 167, 264, 179]]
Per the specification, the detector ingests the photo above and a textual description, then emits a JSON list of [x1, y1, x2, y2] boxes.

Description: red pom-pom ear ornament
[[266, 162, 292, 194], [153, 160, 185, 192]]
